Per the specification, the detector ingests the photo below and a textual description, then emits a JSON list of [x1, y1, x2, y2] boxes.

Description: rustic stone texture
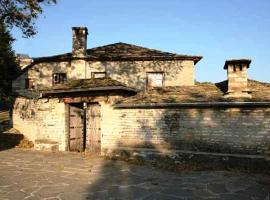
[[12, 97, 270, 156], [72, 27, 88, 58], [102, 106, 270, 155], [86, 60, 195, 90], [12, 97, 67, 151], [12, 60, 195, 96], [225, 62, 251, 98]]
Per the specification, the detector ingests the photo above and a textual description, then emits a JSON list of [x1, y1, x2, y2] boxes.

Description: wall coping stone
[[114, 102, 270, 109]]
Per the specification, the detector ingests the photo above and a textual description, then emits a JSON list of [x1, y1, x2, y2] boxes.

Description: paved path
[[0, 149, 269, 200]]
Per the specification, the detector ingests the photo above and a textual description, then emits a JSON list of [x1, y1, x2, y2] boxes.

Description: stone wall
[[12, 97, 67, 151], [86, 60, 195, 90], [12, 60, 194, 96], [12, 97, 270, 156], [101, 106, 270, 156]]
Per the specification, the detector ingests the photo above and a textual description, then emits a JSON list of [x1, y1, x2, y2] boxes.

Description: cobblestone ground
[[0, 149, 269, 200]]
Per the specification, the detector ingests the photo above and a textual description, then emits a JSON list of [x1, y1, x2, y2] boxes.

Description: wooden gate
[[69, 104, 85, 152], [86, 104, 101, 154]]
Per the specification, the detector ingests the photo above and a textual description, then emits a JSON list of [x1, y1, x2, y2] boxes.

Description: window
[[52, 73, 67, 85], [92, 72, 106, 79], [25, 78, 35, 89], [147, 72, 164, 89]]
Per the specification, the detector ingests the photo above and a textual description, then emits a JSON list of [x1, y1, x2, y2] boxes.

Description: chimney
[[72, 27, 88, 57], [224, 59, 252, 98]]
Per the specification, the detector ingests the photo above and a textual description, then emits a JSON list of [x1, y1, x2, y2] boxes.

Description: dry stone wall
[[12, 97, 67, 151], [101, 106, 270, 156], [12, 97, 270, 156]]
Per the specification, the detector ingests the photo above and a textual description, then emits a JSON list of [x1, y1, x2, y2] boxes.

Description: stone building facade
[[12, 27, 270, 159]]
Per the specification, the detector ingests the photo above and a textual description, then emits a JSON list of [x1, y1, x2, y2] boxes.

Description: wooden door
[[69, 104, 84, 152], [86, 104, 101, 154]]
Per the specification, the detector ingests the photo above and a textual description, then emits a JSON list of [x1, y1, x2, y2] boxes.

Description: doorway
[[69, 103, 85, 152], [68, 103, 101, 154]]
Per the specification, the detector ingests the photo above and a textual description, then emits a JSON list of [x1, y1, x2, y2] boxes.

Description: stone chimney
[[72, 27, 88, 57], [224, 59, 252, 98]]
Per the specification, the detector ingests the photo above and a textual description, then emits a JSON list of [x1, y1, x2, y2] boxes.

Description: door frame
[[67, 102, 101, 154], [67, 103, 86, 152]]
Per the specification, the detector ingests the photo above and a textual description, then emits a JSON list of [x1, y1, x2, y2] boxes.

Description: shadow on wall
[[102, 60, 185, 90], [110, 107, 270, 155]]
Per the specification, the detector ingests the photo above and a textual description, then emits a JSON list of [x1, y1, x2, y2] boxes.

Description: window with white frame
[[146, 72, 164, 89]]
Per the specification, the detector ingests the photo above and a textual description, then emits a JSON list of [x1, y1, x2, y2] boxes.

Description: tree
[[0, 21, 19, 99], [0, 0, 57, 37], [0, 0, 57, 99]]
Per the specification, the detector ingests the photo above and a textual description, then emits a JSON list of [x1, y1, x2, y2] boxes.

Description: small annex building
[[12, 27, 270, 159]]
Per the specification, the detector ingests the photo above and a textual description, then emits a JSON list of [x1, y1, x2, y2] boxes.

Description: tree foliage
[[0, 0, 57, 37], [0, 21, 19, 99]]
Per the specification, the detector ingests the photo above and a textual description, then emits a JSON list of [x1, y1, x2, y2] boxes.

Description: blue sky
[[12, 0, 270, 83]]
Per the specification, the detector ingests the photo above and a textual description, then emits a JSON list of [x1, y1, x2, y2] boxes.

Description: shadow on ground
[[84, 158, 270, 200]]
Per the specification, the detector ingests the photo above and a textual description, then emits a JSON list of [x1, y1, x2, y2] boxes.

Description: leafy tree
[[0, 21, 19, 100], [0, 0, 57, 37], [0, 0, 57, 99]]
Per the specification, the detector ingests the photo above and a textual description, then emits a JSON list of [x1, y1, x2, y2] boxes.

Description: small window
[[147, 72, 164, 89], [52, 73, 67, 85], [92, 72, 106, 79], [25, 78, 35, 89]]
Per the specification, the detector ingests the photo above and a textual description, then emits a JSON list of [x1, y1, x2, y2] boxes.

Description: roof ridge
[[87, 42, 199, 58]]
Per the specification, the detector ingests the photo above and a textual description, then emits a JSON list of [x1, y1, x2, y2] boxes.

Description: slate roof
[[32, 42, 202, 63], [40, 78, 138, 96], [117, 80, 270, 104]]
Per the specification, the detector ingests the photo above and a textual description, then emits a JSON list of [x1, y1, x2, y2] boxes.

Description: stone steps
[[34, 139, 59, 151]]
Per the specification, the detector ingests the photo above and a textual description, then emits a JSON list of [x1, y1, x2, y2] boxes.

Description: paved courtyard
[[0, 149, 269, 200]]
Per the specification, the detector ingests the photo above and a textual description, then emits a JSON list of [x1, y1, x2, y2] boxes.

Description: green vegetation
[[0, 0, 58, 99], [0, 0, 57, 37], [0, 21, 19, 99]]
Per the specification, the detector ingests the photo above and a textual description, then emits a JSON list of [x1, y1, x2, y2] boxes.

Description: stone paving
[[0, 149, 269, 200]]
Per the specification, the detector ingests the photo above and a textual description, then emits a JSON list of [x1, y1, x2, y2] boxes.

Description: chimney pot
[[224, 59, 252, 99]]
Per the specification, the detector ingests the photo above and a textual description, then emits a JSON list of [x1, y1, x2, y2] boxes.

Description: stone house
[[12, 27, 270, 159]]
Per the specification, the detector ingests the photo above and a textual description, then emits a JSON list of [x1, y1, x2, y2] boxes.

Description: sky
[[11, 0, 270, 83]]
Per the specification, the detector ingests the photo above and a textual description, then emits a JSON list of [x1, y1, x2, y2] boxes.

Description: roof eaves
[[40, 86, 138, 97]]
